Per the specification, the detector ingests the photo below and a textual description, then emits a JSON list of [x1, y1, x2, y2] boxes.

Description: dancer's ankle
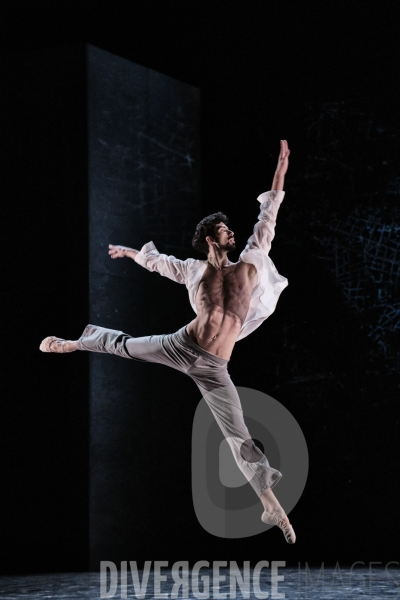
[[64, 340, 79, 352], [260, 487, 284, 514]]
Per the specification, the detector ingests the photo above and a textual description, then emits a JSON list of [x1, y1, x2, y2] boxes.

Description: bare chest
[[196, 262, 256, 307]]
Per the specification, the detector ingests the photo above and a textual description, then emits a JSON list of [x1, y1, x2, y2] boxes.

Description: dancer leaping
[[40, 140, 295, 543]]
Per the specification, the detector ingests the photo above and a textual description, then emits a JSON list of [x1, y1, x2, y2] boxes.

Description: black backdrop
[[1, 0, 399, 574]]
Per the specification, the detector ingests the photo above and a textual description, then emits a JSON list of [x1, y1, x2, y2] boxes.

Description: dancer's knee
[[239, 439, 264, 463]]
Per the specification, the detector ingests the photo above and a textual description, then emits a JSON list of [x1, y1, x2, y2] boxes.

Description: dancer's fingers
[[281, 140, 288, 157]]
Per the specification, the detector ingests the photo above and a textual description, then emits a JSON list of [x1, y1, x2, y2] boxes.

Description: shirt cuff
[[257, 190, 285, 204], [134, 240, 157, 267]]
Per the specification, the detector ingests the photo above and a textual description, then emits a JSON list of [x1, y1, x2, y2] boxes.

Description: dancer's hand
[[271, 140, 290, 190], [108, 244, 136, 259], [275, 140, 290, 176]]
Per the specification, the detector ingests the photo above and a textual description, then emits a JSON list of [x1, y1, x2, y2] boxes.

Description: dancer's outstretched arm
[[108, 242, 195, 285]]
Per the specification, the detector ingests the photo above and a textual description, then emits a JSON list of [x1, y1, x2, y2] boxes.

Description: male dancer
[[40, 140, 295, 543]]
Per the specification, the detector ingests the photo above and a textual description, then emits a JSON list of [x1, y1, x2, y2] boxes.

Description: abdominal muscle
[[186, 308, 243, 360]]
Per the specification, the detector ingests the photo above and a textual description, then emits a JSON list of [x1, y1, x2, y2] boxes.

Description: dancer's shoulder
[[186, 257, 207, 269]]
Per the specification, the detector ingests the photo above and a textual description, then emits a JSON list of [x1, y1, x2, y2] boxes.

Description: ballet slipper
[[39, 336, 70, 353], [261, 511, 296, 544]]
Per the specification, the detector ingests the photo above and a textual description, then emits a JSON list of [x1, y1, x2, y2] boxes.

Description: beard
[[218, 240, 236, 251]]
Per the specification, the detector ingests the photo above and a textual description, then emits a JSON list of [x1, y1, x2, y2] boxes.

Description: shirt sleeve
[[134, 240, 193, 284], [241, 190, 285, 256]]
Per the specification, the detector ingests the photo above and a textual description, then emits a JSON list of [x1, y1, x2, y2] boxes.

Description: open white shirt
[[134, 190, 288, 341]]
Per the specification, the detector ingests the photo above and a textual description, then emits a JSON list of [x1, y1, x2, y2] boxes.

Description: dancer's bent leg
[[187, 355, 295, 542], [187, 354, 281, 497]]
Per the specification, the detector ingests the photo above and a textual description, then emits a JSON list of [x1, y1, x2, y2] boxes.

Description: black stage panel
[[87, 45, 201, 568]]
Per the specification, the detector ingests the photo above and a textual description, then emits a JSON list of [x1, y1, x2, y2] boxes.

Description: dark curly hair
[[192, 211, 229, 255]]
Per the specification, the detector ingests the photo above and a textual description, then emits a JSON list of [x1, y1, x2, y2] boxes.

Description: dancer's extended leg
[[40, 324, 204, 371]]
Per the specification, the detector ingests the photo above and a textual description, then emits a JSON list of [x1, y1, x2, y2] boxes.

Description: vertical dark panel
[[87, 45, 201, 567]]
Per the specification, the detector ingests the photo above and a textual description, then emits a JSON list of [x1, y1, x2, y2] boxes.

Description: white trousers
[[78, 323, 282, 497]]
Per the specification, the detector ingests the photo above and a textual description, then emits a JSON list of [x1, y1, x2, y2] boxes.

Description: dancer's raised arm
[[240, 140, 290, 257]]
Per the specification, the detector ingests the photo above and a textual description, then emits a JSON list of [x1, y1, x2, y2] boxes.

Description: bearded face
[[213, 222, 236, 251]]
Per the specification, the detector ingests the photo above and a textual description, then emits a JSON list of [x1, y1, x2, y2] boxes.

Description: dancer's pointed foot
[[39, 336, 77, 353], [261, 511, 296, 544]]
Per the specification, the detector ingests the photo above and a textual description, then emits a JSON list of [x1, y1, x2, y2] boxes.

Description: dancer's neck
[[207, 253, 231, 270]]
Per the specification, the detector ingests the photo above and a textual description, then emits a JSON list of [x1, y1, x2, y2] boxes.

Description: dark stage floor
[[1, 566, 399, 599]]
